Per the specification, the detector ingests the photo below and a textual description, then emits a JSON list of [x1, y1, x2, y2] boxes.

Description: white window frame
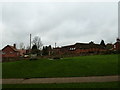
[[69, 48, 76, 50], [114, 45, 116, 48]]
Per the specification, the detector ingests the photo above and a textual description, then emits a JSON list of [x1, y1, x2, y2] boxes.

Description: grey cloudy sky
[[1, 2, 118, 49]]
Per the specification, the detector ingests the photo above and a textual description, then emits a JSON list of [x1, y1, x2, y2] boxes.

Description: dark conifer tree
[[31, 45, 38, 54], [100, 40, 106, 47]]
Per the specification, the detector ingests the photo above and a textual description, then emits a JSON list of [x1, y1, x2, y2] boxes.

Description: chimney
[[13, 44, 16, 49], [117, 38, 120, 42]]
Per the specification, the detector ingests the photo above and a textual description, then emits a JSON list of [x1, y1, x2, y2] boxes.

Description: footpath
[[1, 75, 119, 84]]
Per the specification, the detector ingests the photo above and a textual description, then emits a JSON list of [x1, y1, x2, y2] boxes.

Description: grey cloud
[[1, 2, 118, 49]]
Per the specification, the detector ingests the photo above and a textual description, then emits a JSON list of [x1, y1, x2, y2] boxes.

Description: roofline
[[2, 45, 19, 52]]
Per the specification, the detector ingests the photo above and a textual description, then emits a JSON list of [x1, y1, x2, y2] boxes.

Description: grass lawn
[[2, 82, 119, 88], [2, 54, 118, 78]]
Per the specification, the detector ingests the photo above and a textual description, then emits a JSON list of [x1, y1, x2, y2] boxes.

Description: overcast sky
[[1, 2, 118, 49]]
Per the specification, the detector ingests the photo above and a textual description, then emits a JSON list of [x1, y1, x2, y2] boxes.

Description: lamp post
[[30, 34, 31, 58]]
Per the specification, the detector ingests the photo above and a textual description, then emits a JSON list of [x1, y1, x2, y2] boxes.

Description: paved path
[[1, 76, 119, 84]]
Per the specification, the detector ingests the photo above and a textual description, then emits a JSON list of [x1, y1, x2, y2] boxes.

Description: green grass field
[[2, 54, 118, 78], [2, 82, 119, 88]]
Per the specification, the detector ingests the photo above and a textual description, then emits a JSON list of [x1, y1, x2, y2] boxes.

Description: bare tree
[[19, 42, 25, 49], [32, 36, 43, 50]]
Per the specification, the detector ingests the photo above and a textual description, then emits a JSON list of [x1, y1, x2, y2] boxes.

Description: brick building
[[2, 44, 26, 58], [53, 41, 106, 56], [113, 38, 120, 51]]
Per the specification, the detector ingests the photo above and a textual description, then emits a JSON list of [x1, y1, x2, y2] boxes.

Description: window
[[69, 48, 76, 50], [114, 45, 116, 48], [2, 52, 6, 55], [10, 51, 13, 54]]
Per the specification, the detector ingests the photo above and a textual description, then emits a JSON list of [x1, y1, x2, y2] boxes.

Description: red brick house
[[106, 43, 113, 50], [2, 44, 26, 58], [113, 38, 120, 51], [18, 49, 26, 57], [53, 41, 106, 56]]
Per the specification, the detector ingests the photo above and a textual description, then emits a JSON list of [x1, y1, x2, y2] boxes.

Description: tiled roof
[[9, 46, 19, 52], [62, 44, 75, 48], [61, 42, 105, 49], [76, 43, 105, 49], [2, 45, 19, 52], [114, 42, 120, 45]]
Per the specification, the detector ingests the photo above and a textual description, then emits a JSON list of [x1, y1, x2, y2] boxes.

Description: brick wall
[[2, 46, 20, 58]]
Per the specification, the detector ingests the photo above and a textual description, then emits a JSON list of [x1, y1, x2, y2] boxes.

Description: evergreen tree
[[42, 45, 52, 56], [31, 45, 38, 54], [100, 40, 106, 47]]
